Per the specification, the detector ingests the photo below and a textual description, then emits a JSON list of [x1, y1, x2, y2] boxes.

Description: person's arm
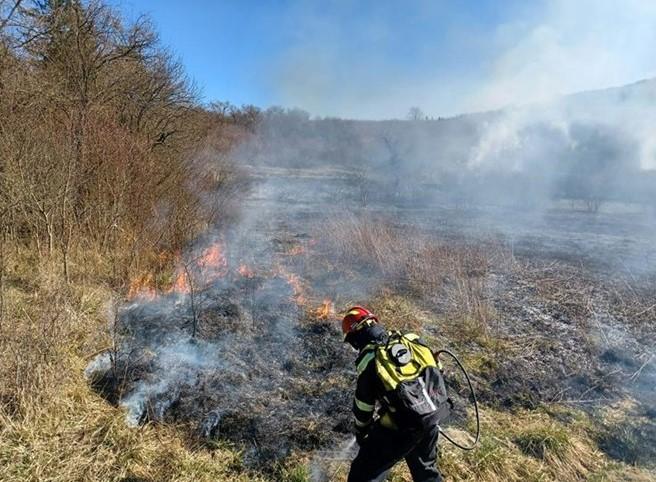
[[353, 350, 377, 442]]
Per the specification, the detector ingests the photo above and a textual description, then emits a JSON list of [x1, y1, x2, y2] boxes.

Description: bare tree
[[0, 0, 22, 32], [407, 106, 425, 121]]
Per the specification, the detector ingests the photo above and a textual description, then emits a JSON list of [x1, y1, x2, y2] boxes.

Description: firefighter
[[342, 306, 444, 482]]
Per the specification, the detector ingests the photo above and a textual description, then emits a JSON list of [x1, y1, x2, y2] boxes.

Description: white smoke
[[269, 0, 656, 120], [468, 0, 656, 113], [310, 436, 357, 482]]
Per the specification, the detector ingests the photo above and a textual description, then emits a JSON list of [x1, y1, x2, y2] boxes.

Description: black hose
[[434, 349, 480, 451]]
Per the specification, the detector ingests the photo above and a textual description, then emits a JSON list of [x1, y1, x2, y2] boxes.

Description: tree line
[[0, 0, 258, 289], [238, 106, 656, 212]]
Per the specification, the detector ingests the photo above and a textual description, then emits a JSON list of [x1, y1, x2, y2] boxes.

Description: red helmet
[[342, 306, 378, 339]]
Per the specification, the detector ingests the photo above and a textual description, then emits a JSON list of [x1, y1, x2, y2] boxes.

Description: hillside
[[241, 78, 656, 210], [1, 2, 655, 482]]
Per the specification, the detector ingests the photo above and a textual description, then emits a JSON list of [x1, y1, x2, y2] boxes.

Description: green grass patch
[[514, 424, 571, 460]]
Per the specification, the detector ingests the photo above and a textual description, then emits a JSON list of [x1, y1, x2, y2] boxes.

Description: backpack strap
[[355, 346, 376, 375], [383, 330, 399, 350]]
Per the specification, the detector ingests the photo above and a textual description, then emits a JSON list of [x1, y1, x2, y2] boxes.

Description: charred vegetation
[[1, 2, 655, 481]]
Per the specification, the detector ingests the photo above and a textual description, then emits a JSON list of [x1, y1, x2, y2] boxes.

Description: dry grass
[[367, 294, 433, 333], [310, 404, 655, 482], [311, 217, 655, 481], [0, 246, 264, 482], [317, 214, 502, 343], [0, 383, 262, 482], [2, 221, 654, 481], [385, 406, 653, 482], [318, 214, 417, 277]]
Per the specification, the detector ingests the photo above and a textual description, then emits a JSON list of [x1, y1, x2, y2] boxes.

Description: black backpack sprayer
[[372, 331, 480, 450]]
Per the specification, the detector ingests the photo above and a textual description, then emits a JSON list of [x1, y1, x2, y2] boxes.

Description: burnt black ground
[[88, 168, 656, 472]]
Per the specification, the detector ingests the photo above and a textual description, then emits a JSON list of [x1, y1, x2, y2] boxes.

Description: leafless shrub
[[318, 214, 415, 277], [317, 215, 498, 339], [0, 0, 254, 290]]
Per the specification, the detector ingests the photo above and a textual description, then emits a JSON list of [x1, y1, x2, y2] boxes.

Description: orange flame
[[276, 266, 306, 304], [315, 299, 334, 319], [286, 273, 306, 304], [197, 243, 228, 274], [127, 273, 157, 300], [238, 264, 255, 278], [169, 268, 189, 294], [165, 242, 229, 295]]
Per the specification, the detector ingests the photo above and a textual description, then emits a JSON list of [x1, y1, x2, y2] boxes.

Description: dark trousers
[[347, 423, 442, 482]]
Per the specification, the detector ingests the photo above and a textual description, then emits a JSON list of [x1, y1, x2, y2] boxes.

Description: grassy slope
[[0, 249, 265, 482], [319, 295, 654, 482], [1, 237, 654, 481]]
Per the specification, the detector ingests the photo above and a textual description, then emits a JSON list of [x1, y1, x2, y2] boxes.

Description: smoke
[[262, 1, 656, 267], [225, 91, 656, 469], [467, 0, 656, 113], [269, 0, 656, 119], [309, 436, 357, 482], [84, 175, 356, 469], [83, 97, 656, 475], [117, 338, 249, 426], [82, 3, 656, 472]]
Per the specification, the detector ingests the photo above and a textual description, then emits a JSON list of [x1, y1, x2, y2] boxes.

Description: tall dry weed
[[318, 215, 499, 340]]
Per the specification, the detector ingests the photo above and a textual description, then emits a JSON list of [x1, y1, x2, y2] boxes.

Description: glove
[[355, 429, 369, 446]]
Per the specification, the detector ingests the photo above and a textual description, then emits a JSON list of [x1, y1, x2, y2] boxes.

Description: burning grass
[[81, 228, 356, 475], [3, 207, 656, 481], [0, 248, 263, 482]]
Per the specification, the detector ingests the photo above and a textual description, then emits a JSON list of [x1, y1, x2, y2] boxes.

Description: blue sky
[[110, 0, 656, 119]]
